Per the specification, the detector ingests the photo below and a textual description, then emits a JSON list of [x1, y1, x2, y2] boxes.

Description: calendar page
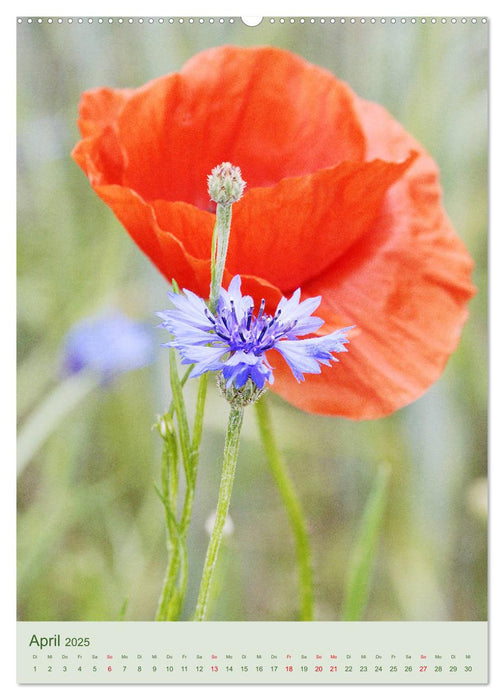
[[16, 12, 488, 686]]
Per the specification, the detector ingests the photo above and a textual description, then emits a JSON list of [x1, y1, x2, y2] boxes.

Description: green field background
[[17, 17, 487, 622]]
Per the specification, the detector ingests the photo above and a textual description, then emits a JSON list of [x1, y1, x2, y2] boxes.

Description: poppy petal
[[92, 184, 212, 293], [74, 46, 366, 209], [76, 87, 133, 138], [270, 108, 475, 418], [226, 153, 418, 290], [85, 181, 288, 312]]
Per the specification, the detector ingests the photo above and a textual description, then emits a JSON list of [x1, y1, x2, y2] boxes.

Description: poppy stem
[[193, 404, 244, 620], [209, 203, 232, 313], [254, 395, 315, 621]]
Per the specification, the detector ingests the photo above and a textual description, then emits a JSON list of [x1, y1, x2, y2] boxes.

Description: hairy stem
[[193, 404, 244, 620], [209, 203, 232, 312]]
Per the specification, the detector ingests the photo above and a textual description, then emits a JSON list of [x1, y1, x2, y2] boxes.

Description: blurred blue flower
[[157, 275, 353, 391], [62, 310, 154, 383]]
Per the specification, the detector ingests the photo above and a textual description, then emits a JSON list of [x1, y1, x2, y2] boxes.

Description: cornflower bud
[[207, 162, 246, 205], [216, 373, 268, 408]]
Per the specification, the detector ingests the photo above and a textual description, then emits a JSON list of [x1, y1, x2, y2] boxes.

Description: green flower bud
[[216, 372, 267, 408], [156, 413, 175, 440], [207, 162, 246, 205]]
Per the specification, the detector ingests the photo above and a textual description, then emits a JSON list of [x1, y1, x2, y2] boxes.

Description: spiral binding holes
[[17, 16, 488, 25]]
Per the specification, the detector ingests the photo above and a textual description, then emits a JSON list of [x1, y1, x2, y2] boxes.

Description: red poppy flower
[[72, 45, 475, 419]]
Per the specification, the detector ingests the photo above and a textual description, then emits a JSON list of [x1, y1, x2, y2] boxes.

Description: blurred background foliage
[[17, 17, 487, 622]]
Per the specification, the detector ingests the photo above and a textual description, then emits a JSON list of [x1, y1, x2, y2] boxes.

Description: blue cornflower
[[157, 276, 353, 391], [62, 310, 154, 383]]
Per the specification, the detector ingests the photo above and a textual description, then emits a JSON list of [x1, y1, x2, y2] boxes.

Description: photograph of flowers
[[17, 14, 487, 639]]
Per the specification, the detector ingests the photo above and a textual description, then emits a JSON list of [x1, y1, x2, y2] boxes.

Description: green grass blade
[[118, 596, 129, 621], [341, 464, 391, 621], [254, 396, 314, 621]]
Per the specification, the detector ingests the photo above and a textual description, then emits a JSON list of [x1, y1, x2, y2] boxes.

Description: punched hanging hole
[[241, 16, 263, 26]]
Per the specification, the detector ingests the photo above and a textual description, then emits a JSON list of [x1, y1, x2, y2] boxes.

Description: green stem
[[190, 373, 209, 486], [209, 203, 232, 312], [171, 373, 209, 619], [193, 404, 244, 621], [156, 369, 208, 621], [155, 538, 181, 620], [159, 419, 178, 535], [167, 365, 192, 420], [169, 351, 192, 484], [254, 396, 315, 621], [155, 410, 183, 621]]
